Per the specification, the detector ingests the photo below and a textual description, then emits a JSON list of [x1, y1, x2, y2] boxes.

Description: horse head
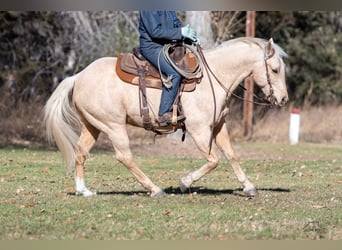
[[252, 38, 289, 107]]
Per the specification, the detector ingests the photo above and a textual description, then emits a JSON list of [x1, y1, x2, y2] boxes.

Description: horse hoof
[[244, 187, 258, 197], [179, 180, 189, 193], [76, 189, 95, 197], [151, 190, 166, 198]]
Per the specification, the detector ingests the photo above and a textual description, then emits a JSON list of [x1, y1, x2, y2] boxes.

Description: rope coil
[[158, 43, 203, 88]]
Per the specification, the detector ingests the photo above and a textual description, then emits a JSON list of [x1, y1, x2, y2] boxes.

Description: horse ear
[[266, 38, 274, 57]]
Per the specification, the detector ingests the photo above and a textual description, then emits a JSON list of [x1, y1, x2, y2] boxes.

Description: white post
[[289, 108, 301, 145]]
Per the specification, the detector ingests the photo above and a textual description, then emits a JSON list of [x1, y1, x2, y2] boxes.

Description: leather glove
[[181, 24, 197, 42]]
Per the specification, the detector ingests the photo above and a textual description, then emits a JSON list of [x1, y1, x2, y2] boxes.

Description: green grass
[[0, 143, 341, 239]]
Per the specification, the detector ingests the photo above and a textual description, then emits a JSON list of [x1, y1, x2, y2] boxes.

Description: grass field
[[0, 142, 341, 239]]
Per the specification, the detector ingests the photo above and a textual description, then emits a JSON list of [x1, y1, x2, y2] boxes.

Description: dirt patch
[[1, 101, 341, 162], [95, 129, 342, 161]]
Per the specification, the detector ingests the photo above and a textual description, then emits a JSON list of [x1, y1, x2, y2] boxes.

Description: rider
[[138, 11, 198, 127]]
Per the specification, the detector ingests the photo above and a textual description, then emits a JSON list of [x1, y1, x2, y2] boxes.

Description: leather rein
[[197, 45, 276, 107], [196, 44, 276, 153]]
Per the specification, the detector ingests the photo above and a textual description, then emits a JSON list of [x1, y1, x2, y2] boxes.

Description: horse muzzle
[[274, 96, 288, 107], [268, 95, 288, 107], [279, 96, 288, 106]]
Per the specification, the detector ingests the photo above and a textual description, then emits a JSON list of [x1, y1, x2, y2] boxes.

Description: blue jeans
[[140, 46, 182, 116]]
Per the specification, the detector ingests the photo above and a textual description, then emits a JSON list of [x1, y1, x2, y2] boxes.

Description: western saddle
[[116, 44, 202, 134]]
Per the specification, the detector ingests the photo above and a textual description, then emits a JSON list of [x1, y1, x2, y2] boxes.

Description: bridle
[[196, 44, 277, 152], [197, 45, 276, 107], [263, 47, 276, 105]]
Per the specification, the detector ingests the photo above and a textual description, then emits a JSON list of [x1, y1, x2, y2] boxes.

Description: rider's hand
[[194, 38, 201, 46], [181, 25, 197, 42]]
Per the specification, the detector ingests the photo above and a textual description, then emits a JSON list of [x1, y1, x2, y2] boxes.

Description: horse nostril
[[281, 97, 288, 105]]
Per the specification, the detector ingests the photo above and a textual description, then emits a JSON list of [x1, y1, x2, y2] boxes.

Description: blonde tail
[[43, 76, 80, 171]]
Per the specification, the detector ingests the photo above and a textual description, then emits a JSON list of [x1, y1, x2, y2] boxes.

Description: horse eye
[[272, 68, 279, 74]]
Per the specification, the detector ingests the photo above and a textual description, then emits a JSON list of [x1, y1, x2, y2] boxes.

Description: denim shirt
[[139, 11, 183, 51]]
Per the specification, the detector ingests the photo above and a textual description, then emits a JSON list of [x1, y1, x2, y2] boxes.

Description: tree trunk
[[185, 11, 214, 49], [243, 11, 256, 139]]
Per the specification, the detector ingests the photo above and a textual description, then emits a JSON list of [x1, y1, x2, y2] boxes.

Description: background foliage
[[0, 11, 341, 107], [0, 11, 341, 146], [0, 11, 139, 103], [255, 11, 342, 106]]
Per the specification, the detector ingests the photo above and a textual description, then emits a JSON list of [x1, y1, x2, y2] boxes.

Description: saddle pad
[[120, 53, 160, 78], [116, 53, 197, 92]]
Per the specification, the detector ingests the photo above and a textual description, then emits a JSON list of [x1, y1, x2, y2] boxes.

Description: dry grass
[[251, 105, 342, 143], [0, 97, 341, 147], [0, 101, 45, 146]]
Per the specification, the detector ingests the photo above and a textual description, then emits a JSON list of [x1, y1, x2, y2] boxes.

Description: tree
[[0, 11, 140, 105], [1, 11, 341, 108], [255, 11, 342, 106], [185, 11, 214, 49], [211, 11, 245, 44]]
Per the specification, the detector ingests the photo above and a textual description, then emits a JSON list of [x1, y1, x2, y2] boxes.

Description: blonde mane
[[214, 37, 288, 58]]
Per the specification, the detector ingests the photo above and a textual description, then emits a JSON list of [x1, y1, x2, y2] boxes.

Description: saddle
[[116, 46, 200, 92], [116, 45, 202, 134]]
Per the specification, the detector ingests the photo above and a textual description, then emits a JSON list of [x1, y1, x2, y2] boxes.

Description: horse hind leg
[[74, 121, 100, 197], [108, 124, 165, 197]]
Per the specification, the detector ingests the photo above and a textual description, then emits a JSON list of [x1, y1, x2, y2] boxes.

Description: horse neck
[[204, 42, 262, 101]]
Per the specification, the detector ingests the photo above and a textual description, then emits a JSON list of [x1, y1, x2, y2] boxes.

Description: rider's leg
[[140, 47, 183, 119]]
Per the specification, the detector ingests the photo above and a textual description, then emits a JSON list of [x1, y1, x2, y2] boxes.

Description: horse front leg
[[215, 123, 258, 196], [179, 128, 220, 192]]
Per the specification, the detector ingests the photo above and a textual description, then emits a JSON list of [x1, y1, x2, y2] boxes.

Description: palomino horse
[[44, 37, 288, 197]]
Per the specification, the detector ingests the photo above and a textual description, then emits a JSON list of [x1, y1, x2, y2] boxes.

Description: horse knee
[[76, 154, 86, 165], [208, 159, 219, 170], [207, 153, 219, 169], [116, 152, 133, 167]]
